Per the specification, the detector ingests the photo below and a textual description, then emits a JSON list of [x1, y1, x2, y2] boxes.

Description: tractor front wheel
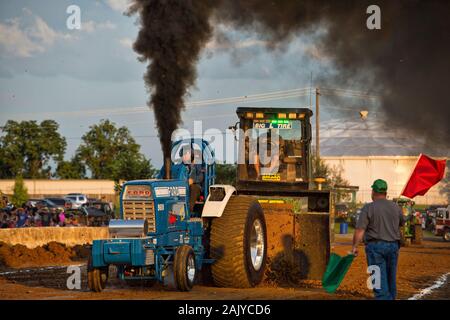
[[173, 245, 196, 291], [87, 256, 108, 292]]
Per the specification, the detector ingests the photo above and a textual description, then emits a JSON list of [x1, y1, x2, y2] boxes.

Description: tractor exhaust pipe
[[164, 157, 171, 180]]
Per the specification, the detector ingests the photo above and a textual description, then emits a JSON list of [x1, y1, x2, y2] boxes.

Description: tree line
[[0, 119, 156, 181], [0, 119, 357, 202]]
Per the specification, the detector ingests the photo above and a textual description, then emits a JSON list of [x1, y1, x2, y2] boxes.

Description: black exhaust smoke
[[164, 157, 171, 180], [128, 0, 218, 166], [129, 0, 450, 152]]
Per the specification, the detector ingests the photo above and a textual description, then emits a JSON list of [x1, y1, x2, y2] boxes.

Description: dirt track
[[0, 235, 449, 300], [332, 235, 450, 299]]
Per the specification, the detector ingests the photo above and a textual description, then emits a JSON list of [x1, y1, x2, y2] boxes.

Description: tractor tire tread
[[174, 245, 195, 291], [210, 196, 262, 288]]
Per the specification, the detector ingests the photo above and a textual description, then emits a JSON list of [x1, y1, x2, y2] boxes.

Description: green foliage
[[76, 119, 155, 181], [11, 176, 28, 207], [0, 120, 66, 178], [113, 195, 121, 218], [56, 154, 86, 179], [0, 148, 13, 179], [111, 152, 157, 182], [0, 119, 157, 183], [312, 155, 351, 202], [283, 198, 306, 213], [215, 163, 236, 185]]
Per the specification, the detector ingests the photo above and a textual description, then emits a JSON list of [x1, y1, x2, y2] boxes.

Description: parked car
[[434, 206, 450, 241], [425, 205, 441, 230], [349, 208, 362, 228], [36, 199, 61, 210], [85, 201, 114, 226], [335, 203, 349, 221], [25, 198, 43, 208], [65, 201, 113, 226], [88, 201, 113, 214], [46, 197, 73, 209], [64, 193, 88, 209]]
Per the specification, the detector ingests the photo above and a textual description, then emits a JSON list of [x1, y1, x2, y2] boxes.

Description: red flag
[[401, 154, 447, 198]]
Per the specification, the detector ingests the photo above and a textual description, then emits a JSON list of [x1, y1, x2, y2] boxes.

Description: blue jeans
[[365, 241, 399, 300]]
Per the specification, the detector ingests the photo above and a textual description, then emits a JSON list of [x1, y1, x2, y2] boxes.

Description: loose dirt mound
[[265, 252, 305, 287], [0, 241, 90, 269]]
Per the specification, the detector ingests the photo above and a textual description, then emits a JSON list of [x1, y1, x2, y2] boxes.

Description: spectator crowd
[[1, 206, 81, 229]]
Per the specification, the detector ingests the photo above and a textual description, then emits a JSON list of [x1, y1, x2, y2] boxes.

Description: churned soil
[[298, 235, 450, 299], [0, 236, 449, 299], [0, 241, 90, 269]]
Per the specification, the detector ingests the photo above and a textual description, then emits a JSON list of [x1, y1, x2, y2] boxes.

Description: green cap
[[371, 179, 388, 193]]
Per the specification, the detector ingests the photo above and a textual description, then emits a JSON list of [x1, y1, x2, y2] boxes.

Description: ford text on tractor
[[88, 107, 331, 292]]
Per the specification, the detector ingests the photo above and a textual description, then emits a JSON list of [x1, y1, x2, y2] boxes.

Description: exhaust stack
[[164, 157, 171, 180]]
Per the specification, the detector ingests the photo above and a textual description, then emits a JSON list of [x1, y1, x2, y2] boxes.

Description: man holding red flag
[[401, 154, 447, 199]]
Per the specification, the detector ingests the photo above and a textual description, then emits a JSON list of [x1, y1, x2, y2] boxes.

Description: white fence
[[0, 179, 116, 199]]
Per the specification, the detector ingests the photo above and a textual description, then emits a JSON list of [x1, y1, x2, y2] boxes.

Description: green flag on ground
[[322, 253, 355, 293]]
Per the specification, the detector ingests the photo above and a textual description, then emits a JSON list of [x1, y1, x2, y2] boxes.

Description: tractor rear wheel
[[173, 245, 196, 291], [87, 256, 108, 292], [210, 196, 267, 288]]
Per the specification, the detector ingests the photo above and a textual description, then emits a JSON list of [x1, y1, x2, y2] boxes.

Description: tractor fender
[[201, 185, 236, 218]]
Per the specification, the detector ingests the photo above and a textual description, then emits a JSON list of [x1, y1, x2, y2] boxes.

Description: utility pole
[[309, 72, 313, 109], [315, 87, 320, 160]]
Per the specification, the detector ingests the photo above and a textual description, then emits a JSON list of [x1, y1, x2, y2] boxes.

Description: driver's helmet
[[179, 145, 193, 164], [193, 149, 203, 164]]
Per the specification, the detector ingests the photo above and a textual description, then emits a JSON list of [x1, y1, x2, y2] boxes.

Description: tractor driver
[[253, 132, 283, 178], [180, 146, 203, 212]]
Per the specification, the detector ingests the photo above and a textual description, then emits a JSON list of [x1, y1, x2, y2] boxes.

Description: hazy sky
[[0, 0, 383, 167]]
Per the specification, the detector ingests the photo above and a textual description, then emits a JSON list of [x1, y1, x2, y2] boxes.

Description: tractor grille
[[145, 250, 155, 265], [122, 200, 156, 233]]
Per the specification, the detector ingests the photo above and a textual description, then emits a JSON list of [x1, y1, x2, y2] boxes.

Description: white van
[[64, 193, 88, 209]]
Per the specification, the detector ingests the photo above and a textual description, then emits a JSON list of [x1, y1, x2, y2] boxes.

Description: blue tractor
[[89, 108, 332, 292], [88, 138, 267, 291]]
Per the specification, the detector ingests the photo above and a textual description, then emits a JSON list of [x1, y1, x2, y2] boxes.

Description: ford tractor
[[88, 107, 331, 292]]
